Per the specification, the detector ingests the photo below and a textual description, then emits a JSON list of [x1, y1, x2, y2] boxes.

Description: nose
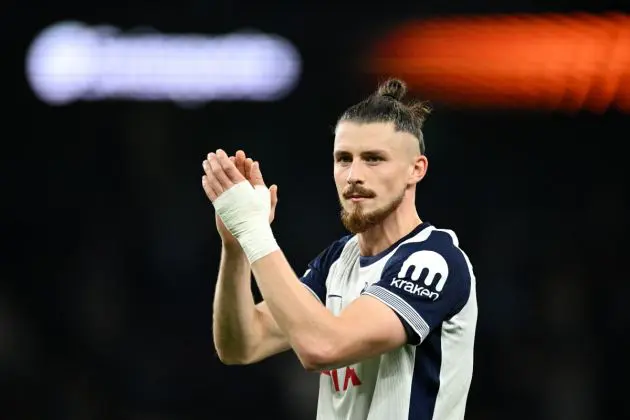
[[346, 161, 365, 185]]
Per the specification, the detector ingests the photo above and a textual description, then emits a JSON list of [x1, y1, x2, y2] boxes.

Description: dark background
[[3, 1, 630, 419]]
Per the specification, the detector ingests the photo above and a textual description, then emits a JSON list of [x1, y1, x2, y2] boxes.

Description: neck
[[356, 201, 422, 257]]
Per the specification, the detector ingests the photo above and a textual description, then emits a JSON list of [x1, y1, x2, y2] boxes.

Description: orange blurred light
[[370, 13, 630, 113]]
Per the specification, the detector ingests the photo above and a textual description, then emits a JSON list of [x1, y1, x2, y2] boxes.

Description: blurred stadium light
[[26, 21, 302, 106], [370, 13, 630, 113]]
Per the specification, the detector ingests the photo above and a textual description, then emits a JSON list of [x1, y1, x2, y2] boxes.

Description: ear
[[410, 155, 428, 185]]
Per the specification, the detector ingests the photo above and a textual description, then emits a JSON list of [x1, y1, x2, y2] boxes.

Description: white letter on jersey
[[397, 250, 449, 292]]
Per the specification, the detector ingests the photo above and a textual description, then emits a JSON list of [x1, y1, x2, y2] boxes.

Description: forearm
[[212, 245, 262, 363], [250, 250, 339, 369]]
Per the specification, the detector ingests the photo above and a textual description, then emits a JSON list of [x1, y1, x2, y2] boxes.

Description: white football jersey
[[300, 222, 477, 420]]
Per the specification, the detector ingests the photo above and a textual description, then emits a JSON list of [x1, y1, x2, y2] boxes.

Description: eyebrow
[[334, 149, 389, 159]]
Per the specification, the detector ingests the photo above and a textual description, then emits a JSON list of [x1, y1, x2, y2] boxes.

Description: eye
[[335, 155, 352, 164], [365, 155, 384, 163]]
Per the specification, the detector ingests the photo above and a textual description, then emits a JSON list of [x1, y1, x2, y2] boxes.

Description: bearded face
[[339, 183, 405, 233], [333, 121, 426, 235]]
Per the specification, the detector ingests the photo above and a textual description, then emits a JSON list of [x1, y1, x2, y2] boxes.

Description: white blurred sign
[[26, 21, 302, 105]]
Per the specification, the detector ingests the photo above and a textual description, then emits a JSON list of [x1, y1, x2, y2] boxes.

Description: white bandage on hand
[[212, 181, 279, 264]]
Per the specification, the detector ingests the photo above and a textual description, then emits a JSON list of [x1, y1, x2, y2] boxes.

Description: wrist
[[237, 223, 279, 264], [212, 181, 277, 263], [221, 241, 245, 256]]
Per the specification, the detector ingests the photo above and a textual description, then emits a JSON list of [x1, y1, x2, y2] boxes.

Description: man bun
[[376, 78, 407, 101]]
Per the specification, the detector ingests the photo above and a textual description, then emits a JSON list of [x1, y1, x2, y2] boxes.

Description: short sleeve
[[362, 233, 472, 345], [300, 266, 326, 304], [300, 235, 352, 304]]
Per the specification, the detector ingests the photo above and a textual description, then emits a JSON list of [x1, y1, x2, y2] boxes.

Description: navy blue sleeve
[[362, 231, 472, 345], [299, 236, 351, 304]]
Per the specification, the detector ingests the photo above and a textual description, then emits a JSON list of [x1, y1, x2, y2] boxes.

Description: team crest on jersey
[[390, 250, 448, 301]]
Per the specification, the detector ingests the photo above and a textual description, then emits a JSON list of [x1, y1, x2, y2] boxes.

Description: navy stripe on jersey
[[363, 230, 471, 345], [409, 328, 442, 420], [300, 235, 352, 303]]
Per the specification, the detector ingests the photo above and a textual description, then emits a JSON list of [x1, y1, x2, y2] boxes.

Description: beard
[[340, 189, 405, 234]]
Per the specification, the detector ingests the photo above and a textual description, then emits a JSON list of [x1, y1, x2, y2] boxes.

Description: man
[[202, 79, 477, 420]]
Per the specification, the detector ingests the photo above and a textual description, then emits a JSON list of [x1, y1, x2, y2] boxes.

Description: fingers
[[233, 151, 268, 188], [207, 152, 232, 189], [268, 184, 278, 223], [233, 150, 246, 176], [216, 149, 245, 183], [204, 149, 246, 191], [202, 149, 264, 203], [270, 184, 278, 208], [249, 161, 265, 186], [244, 158, 253, 180], [201, 159, 222, 201], [201, 176, 217, 200]]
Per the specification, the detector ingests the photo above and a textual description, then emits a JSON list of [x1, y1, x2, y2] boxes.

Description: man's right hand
[[215, 150, 278, 249]]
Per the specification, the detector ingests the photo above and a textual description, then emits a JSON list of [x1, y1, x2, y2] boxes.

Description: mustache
[[343, 186, 376, 199]]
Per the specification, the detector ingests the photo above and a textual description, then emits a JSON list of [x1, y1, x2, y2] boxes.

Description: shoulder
[[383, 227, 473, 285]]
